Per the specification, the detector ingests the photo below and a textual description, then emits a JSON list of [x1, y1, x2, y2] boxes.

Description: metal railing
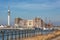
[[0, 29, 41, 40], [0, 28, 54, 40]]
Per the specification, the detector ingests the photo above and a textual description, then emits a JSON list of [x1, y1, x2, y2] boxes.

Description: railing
[[0, 28, 54, 40], [0, 29, 41, 40]]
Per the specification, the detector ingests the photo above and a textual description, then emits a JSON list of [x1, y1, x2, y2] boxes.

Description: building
[[19, 19, 27, 28], [14, 17, 51, 28], [26, 20, 34, 28], [15, 17, 27, 28], [15, 18, 22, 27], [33, 17, 45, 28]]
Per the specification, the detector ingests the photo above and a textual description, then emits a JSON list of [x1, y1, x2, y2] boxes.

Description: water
[[0, 28, 54, 40]]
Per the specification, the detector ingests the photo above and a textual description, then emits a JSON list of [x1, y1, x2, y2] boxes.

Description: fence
[[0, 28, 53, 40], [0, 29, 41, 40]]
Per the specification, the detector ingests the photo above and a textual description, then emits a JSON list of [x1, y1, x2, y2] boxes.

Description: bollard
[[25, 31, 27, 38], [16, 30, 18, 40], [27, 30, 28, 38], [30, 30, 32, 37], [10, 31, 13, 40], [7, 32, 9, 40], [26, 30, 27, 38], [22, 30, 23, 39], [29, 30, 31, 37], [1, 31, 4, 40], [20, 30, 23, 40], [15, 30, 17, 40], [25, 30, 26, 38], [17, 30, 19, 40], [19, 31, 20, 40]]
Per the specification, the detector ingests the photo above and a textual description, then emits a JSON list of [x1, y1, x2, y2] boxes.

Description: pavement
[[51, 36, 60, 40]]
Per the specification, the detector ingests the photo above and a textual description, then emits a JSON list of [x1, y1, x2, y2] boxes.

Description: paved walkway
[[51, 36, 60, 40]]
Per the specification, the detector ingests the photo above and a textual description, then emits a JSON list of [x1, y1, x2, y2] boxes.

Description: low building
[[0, 25, 4, 28]]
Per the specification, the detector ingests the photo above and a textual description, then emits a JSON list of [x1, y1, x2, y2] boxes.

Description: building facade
[[14, 17, 51, 28], [15, 18, 23, 28], [26, 20, 34, 28]]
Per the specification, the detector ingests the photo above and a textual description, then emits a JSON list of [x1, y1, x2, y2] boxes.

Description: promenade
[[19, 30, 60, 40], [0, 27, 54, 40], [51, 36, 60, 40], [0, 27, 41, 40], [0, 27, 60, 40]]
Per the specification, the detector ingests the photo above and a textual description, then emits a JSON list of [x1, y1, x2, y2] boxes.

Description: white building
[[26, 20, 34, 28], [0, 25, 4, 28]]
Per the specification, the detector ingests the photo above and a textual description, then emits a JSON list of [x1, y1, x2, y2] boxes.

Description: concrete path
[[51, 36, 60, 40]]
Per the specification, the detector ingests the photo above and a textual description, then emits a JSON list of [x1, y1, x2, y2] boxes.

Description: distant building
[[26, 20, 34, 28], [33, 17, 45, 28], [15, 18, 22, 27], [19, 19, 27, 28], [47, 23, 53, 28], [0, 25, 4, 28], [14, 17, 52, 28]]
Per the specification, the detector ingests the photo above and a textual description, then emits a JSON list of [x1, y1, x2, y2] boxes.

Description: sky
[[0, 0, 60, 26]]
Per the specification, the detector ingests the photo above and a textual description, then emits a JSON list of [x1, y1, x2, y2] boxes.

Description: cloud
[[0, 0, 60, 10], [9, 0, 60, 10]]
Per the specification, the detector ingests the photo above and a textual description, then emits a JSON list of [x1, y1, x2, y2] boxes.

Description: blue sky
[[0, 0, 60, 26]]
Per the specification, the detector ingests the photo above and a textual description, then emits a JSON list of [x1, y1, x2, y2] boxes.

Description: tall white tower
[[8, 6, 10, 26]]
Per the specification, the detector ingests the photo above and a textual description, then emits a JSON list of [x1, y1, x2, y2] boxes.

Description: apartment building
[[14, 17, 51, 28]]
